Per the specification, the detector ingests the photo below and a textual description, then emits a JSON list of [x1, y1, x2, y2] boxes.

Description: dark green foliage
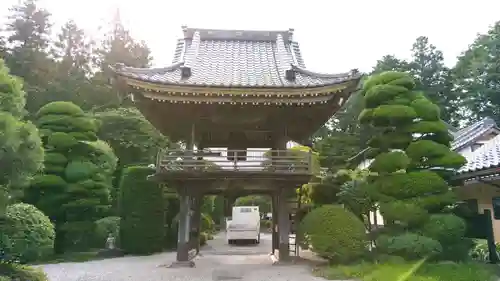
[[94, 108, 168, 167], [310, 180, 343, 206], [119, 166, 165, 255], [369, 151, 409, 174], [212, 196, 225, 226], [298, 205, 367, 263], [234, 195, 271, 213], [421, 214, 471, 261], [201, 213, 214, 232], [0, 203, 55, 263], [25, 101, 115, 252], [0, 59, 44, 193], [0, 59, 26, 118], [375, 171, 448, 200], [376, 233, 442, 260], [360, 72, 467, 261], [94, 216, 120, 246], [454, 21, 500, 124], [0, 263, 48, 281]]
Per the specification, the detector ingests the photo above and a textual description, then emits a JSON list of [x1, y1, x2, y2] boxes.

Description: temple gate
[[110, 26, 361, 266]]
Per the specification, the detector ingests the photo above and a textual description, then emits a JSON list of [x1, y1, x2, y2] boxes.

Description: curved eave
[[111, 67, 362, 91], [115, 73, 360, 96]]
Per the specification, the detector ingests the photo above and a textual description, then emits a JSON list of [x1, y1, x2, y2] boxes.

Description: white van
[[226, 206, 260, 244]]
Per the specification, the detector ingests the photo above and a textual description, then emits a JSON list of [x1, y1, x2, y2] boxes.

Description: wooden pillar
[[176, 192, 191, 262], [278, 187, 290, 261], [190, 195, 202, 254], [484, 209, 499, 263], [271, 193, 279, 254]]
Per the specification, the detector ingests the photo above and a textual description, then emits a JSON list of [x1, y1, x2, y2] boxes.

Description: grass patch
[[30, 250, 102, 265], [314, 261, 498, 281]]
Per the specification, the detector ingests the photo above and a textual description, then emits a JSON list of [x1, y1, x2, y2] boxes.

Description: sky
[[1, 0, 500, 73]]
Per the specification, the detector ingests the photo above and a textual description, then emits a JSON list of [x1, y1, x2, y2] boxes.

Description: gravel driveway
[[40, 233, 328, 281]]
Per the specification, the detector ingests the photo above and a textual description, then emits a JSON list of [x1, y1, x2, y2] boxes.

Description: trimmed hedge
[[0, 203, 55, 263], [298, 205, 367, 263], [119, 166, 165, 254]]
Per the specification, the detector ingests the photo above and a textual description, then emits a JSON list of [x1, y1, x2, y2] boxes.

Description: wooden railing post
[[233, 150, 238, 171]]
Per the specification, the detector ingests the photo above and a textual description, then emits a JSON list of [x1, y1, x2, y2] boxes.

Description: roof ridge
[[184, 31, 201, 68], [274, 34, 293, 84], [293, 65, 360, 79], [110, 62, 184, 74], [273, 35, 286, 85]]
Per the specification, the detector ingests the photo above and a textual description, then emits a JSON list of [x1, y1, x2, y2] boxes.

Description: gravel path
[[40, 233, 328, 281]]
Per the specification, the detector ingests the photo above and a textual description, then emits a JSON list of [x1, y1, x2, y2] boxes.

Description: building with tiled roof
[[110, 26, 363, 263], [451, 117, 499, 155], [112, 27, 360, 89], [111, 27, 362, 146]]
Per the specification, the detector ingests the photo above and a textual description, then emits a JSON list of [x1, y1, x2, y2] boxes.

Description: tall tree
[[96, 9, 152, 73], [5, 0, 55, 115], [360, 71, 468, 261], [453, 21, 500, 124], [372, 55, 409, 74], [52, 20, 93, 76]]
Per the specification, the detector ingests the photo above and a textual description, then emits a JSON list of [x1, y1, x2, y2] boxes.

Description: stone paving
[[40, 233, 329, 281]]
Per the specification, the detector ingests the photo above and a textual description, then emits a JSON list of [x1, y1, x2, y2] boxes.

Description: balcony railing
[[156, 149, 313, 175]]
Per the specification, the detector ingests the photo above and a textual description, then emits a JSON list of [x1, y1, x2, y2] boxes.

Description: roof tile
[[459, 133, 500, 174], [112, 27, 360, 88], [451, 117, 497, 151]]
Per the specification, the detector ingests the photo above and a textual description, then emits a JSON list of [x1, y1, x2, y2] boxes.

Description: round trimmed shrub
[[36, 101, 85, 117], [298, 205, 367, 263], [0, 203, 55, 263], [119, 166, 165, 254]]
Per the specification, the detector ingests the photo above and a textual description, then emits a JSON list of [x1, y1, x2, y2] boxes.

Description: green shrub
[[0, 203, 55, 263], [94, 216, 120, 246], [119, 166, 165, 255], [0, 263, 48, 281], [422, 214, 466, 243], [47, 132, 78, 149], [199, 232, 208, 246], [36, 101, 84, 117], [260, 219, 272, 230], [201, 213, 214, 232], [64, 160, 98, 182], [376, 233, 442, 260], [298, 205, 367, 263]]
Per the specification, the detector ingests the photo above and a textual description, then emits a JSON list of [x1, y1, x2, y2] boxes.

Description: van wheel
[[257, 233, 261, 244]]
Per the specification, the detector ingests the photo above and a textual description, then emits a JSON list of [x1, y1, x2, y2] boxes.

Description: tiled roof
[[458, 133, 500, 174], [111, 27, 361, 88], [451, 117, 498, 151]]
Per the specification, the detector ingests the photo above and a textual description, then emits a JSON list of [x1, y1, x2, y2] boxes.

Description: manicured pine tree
[[360, 71, 469, 260], [25, 101, 116, 252]]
